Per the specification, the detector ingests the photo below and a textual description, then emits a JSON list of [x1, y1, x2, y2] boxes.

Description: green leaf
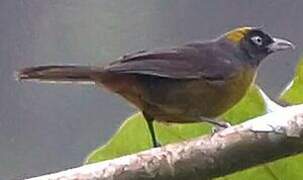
[[85, 113, 151, 164], [85, 85, 266, 164], [224, 85, 266, 124], [218, 154, 303, 180], [280, 57, 303, 104], [216, 165, 279, 180], [250, 57, 303, 180], [221, 57, 303, 180], [85, 112, 212, 164], [87, 84, 303, 180]]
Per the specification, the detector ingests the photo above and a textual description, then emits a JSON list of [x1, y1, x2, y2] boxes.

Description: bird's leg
[[143, 112, 161, 148], [199, 116, 231, 133]]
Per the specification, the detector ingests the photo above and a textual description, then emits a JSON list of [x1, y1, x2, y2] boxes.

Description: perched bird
[[17, 27, 294, 147]]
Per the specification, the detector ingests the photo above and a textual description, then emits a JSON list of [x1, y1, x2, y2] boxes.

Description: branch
[[27, 105, 303, 180]]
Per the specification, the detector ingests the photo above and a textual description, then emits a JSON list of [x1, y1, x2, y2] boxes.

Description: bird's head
[[222, 26, 295, 65]]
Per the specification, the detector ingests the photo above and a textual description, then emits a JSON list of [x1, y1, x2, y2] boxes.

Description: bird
[[17, 26, 294, 148]]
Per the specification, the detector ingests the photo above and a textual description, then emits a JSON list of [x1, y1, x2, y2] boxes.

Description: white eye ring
[[251, 36, 263, 46]]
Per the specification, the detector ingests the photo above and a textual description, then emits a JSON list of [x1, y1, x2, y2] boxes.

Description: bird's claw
[[211, 122, 231, 134]]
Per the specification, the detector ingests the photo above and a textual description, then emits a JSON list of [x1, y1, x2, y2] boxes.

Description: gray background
[[1, 0, 302, 179]]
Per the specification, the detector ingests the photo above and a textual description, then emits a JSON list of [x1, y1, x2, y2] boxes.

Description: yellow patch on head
[[225, 27, 252, 43]]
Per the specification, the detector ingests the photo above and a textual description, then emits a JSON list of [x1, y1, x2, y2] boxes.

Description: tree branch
[[27, 105, 303, 180]]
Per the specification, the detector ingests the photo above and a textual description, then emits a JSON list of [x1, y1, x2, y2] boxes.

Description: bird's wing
[[105, 43, 239, 81]]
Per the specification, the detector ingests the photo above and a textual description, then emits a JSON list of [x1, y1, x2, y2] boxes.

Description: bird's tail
[[17, 65, 103, 84]]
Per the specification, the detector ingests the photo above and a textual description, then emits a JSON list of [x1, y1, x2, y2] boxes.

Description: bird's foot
[[199, 116, 231, 134], [153, 141, 162, 148], [211, 122, 231, 133]]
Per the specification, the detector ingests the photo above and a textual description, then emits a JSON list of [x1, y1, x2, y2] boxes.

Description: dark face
[[240, 29, 294, 65], [245, 30, 274, 54]]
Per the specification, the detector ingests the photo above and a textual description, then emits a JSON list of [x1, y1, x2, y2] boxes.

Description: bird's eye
[[251, 36, 263, 46]]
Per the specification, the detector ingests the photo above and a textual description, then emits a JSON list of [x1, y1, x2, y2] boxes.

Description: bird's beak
[[268, 37, 295, 52]]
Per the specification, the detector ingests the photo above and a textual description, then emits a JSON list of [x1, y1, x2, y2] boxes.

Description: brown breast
[[94, 67, 256, 123], [136, 66, 257, 123]]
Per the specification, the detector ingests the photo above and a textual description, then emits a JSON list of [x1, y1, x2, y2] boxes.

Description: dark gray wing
[[105, 42, 239, 80]]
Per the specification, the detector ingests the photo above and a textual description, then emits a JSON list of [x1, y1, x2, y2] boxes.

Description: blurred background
[[1, 0, 302, 179]]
